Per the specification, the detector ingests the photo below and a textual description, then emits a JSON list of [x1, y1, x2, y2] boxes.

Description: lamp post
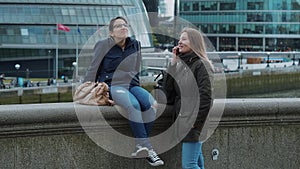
[[173, 0, 179, 46], [72, 61, 77, 79], [15, 63, 21, 87], [266, 52, 270, 68], [48, 50, 51, 78]]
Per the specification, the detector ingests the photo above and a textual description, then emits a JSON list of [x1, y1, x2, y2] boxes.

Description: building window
[[193, 2, 199, 11], [220, 2, 236, 10], [220, 37, 235, 51], [266, 38, 299, 51], [201, 2, 217, 11], [183, 3, 191, 11], [62, 9, 69, 15], [247, 13, 264, 22], [228, 25, 236, 33], [247, 2, 264, 10], [69, 9, 76, 15], [239, 38, 263, 51], [292, 0, 300, 10]]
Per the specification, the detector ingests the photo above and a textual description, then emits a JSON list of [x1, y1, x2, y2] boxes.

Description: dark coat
[[163, 51, 213, 142], [84, 37, 141, 87]]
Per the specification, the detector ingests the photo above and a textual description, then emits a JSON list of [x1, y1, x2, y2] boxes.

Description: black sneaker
[[146, 149, 164, 167], [131, 144, 149, 158]]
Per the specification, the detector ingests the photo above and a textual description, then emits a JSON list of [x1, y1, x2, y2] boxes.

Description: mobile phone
[[176, 48, 180, 55]]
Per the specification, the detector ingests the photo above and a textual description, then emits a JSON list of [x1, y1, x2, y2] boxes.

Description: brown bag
[[73, 81, 114, 106]]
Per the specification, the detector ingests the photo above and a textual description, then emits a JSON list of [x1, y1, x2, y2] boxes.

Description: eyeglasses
[[113, 24, 129, 29]]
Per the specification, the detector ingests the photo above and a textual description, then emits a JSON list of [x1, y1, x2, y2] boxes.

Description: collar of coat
[[178, 51, 200, 64]]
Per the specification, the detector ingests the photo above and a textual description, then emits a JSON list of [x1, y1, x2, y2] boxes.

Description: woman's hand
[[171, 46, 180, 65]]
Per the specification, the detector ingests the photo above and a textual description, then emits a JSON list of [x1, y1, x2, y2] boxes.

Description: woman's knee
[[130, 86, 155, 108]]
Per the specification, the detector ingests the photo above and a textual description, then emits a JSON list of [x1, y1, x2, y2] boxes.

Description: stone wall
[[0, 99, 299, 169], [226, 68, 300, 96]]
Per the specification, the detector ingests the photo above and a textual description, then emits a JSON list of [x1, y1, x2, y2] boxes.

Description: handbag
[[73, 81, 114, 106]]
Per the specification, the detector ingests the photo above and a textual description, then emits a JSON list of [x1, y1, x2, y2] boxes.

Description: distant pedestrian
[[47, 78, 51, 86], [0, 74, 5, 89]]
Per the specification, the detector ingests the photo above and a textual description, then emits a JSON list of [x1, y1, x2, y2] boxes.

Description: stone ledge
[[0, 98, 299, 138]]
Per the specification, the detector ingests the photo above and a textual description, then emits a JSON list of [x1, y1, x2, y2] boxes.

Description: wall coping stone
[[0, 98, 299, 138]]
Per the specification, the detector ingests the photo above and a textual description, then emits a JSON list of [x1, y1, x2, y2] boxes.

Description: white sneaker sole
[[131, 147, 149, 158], [147, 160, 164, 167]]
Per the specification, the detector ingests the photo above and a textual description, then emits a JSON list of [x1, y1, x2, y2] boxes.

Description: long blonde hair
[[181, 27, 213, 68]]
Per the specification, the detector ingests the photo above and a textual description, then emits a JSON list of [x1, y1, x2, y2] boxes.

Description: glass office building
[[179, 0, 300, 52], [0, 0, 152, 78]]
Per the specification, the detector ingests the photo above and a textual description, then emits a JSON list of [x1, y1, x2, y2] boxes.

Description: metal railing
[[141, 51, 300, 73]]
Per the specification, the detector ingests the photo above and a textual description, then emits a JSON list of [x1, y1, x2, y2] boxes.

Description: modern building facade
[[0, 0, 152, 78], [179, 0, 300, 52]]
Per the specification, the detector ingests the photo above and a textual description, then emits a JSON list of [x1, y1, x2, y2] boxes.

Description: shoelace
[[149, 150, 160, 161]]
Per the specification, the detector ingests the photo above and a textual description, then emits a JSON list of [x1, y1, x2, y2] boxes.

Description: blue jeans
[[182, 142, 205, 169], [110, 85, 156, 149]]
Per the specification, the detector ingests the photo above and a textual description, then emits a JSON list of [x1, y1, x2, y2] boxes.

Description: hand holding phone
[[171, 46, 180, 65], [176, 48, 180, 55], [172, 46, 180, 56]]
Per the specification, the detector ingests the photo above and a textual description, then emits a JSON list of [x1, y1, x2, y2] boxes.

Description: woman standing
[[163, 27, 213, 169], [84, 16, 164, 167]]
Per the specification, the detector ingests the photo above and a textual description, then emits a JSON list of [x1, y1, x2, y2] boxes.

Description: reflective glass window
[[9, 7, 17, 14], [24, 6, 31, 15], [89, 7, 96, 17], [183, 2, 191, 11], [220, 37, 235, 51], [62, 9, 69, 15], [66, 35, 74, 44], [239, 38, 263, 51], [16, 7, 24, 15], [192, 2, 199, 11], [32, 7, 40, 15], [70, 16, 77, 23], [247, 2, 264, 10], [292, 0, 300, 9], [69, 9, 76, 15], [220, 2, 236, 10], [53, 7, 61, 15], [64, 16, 71, 23], [201, 2, 217, 11]]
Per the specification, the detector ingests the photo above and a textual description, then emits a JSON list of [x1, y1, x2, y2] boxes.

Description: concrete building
[[0, 0, 152, 78], [178, 0, 300, 52]]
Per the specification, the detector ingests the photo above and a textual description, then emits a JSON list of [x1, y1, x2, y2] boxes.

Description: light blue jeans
[[182, 142, 205, 169], [110, 85, 156, 149]]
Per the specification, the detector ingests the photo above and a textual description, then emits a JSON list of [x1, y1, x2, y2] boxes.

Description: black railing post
[[266, 52, 270, 68], [237, 52, 241, 70]]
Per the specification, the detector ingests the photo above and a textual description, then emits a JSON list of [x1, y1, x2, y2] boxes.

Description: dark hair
[[108, 16, 128, 32]]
